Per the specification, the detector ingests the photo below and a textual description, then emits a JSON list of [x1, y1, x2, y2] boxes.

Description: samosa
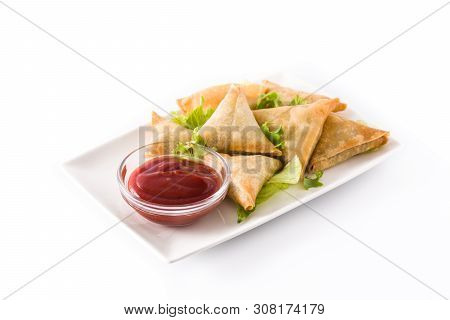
[[253, 99, 339, 177], [199, 85, 282, 156], [308, 114, 389, 172]]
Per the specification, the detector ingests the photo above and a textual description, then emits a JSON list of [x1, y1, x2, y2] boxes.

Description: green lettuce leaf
[[256, 92, 282, 109], [303, 171, 324, 190], [260, 122, 284, 149], [268, 155, 301, 185], [289, 95, 308, 106], [173, 141, 205, 159], [237, 156, 301, 223], [173, 128, 207, 159], [171, 97, 214, 130], [190, 127, 205, 145]]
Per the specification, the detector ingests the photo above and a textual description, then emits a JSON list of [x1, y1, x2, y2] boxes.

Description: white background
[[1, 0, 450, 311]]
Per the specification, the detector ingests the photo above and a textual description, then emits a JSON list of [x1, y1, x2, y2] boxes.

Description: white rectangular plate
[[63, 74, 399, 263]]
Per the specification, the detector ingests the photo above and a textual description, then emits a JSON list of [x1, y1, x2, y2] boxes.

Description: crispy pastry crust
[[199, 85, 282, 156], [253, 99, 338, 177], [308, 114, 389, 172]]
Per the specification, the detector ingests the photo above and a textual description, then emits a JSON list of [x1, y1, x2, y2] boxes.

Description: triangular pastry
[[253, 99, 339, 177], [199, 85, 282, 156], [308, 114, 389, 172]]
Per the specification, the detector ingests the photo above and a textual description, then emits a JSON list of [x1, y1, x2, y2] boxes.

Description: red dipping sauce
[[128, 156, 222, 206]]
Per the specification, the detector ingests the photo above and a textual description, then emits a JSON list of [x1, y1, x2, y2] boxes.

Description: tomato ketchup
[[128, 156, 222, 206]]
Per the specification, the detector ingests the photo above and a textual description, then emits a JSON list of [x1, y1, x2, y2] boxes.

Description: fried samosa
[[177, 83, 266, 113], [253, 99, 339, 177], [262, 80, 347, 112], [218, 154, 282, 211], [308, 114, 389, 172], [199, 85, 282, 156]]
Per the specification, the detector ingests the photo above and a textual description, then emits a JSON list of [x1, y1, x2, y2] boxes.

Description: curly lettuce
[[256, 92, 282, 109], [173, 128, 207, 159], [303, 171, 324, 190], [171, 97, 214, 130], [289, 95, 308, 106], [260, 122, 284, 150]]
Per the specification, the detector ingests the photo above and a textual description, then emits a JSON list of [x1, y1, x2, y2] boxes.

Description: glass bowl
[[117, 142, 230, 226]]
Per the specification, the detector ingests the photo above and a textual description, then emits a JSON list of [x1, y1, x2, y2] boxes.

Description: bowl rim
[[117, 142, 231, 216]]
